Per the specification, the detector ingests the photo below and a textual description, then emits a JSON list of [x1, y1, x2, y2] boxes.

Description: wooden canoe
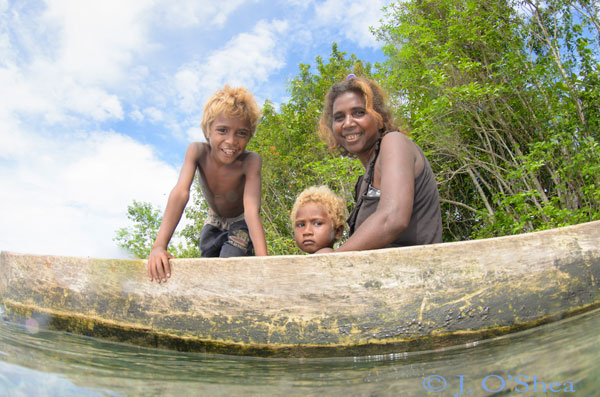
[[1, 221, 599, 357]]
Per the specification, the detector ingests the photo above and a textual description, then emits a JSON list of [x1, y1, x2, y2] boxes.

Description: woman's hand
[[315, 247, 335, 254]]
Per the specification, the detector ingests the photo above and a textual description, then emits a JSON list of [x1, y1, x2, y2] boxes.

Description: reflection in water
[[0, 308, 599, 396]]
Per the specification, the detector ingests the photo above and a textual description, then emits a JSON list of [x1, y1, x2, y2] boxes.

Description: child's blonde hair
[[201, 85, 261, 139], [291, 185, 347, 231]]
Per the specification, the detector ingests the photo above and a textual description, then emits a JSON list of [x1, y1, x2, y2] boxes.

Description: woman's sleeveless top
[[346, 136, 443, 247]]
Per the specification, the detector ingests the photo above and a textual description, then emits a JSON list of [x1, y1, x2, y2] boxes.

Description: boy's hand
[[148, 248, 174, 283]]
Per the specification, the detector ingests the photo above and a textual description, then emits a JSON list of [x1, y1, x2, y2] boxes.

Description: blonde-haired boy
[[291, 185, 347, 253], [148, 85, 267, 283]]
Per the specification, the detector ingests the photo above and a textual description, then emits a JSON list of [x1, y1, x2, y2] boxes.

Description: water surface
[[1, 308, 599, 396]]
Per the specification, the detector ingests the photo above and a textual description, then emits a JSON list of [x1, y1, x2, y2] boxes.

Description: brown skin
[[148, 114, 268, 282], [317, 91, 424, 253], [293, 203, 344, 254]]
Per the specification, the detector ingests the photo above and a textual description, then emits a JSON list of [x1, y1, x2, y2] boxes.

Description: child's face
[[208, 114, 252, 164], [294, 203, 342, 254]]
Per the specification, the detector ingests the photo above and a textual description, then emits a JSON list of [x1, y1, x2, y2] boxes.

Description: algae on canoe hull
[[1, 221, 599, 357]]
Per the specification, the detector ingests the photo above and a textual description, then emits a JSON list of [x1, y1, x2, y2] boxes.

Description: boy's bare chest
[[197, 160, 245, 200]]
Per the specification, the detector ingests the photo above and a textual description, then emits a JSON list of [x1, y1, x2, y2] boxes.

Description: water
[[1, 308, 599, 396]]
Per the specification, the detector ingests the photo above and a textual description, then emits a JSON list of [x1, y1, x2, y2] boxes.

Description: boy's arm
[[148, 143, 202, 282], [243, 152, 268, 256]]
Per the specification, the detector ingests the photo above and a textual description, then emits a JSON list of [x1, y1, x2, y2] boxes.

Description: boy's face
[[294, 203, 343, 254], [208, 114, 252, 164]]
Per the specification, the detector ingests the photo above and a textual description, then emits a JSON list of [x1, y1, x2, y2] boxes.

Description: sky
[[0, 0, 391, 259]]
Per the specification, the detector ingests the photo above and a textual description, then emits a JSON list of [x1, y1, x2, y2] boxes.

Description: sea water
[[0, 308, 599, 396]]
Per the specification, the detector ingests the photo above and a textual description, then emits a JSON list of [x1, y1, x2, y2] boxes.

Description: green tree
[[375, 0, 600, 240], [114, 182, 205, 258], [115, 46, 369, 257], [248, 44, 368, 254], [117, 0, 600, 255], [114, 200, 162, 258]]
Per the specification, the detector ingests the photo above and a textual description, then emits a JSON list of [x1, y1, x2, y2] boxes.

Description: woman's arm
[[337, 133, 416, 251]]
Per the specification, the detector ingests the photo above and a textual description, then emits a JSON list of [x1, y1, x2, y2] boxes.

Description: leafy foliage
[[247, 45, 367, 254], [115, 46, 366, 257], [116, 0, 599, 257], [114, 182, 205, 258], [114, 201, 162, 258], [374, 0, 600, 240]]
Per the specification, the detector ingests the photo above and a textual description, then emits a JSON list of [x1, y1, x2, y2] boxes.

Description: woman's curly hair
[[318, 76, 402, 156]]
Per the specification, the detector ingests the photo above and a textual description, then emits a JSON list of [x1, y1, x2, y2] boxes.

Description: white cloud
[[0, 1, 148, 125], [0, 60, 125, 125], [130, 107, 145, 123], [143, 107, 164, 123], [173, 19, 289, 113], [0, 0, 389, 261], [0, 115, 34, 160], [62, 83, 124, 121], [157, 0, 251, 28], [315, 0, 388, 48], [0, 129, 178, 259], [280, 0, 315, 9], [174, 67, 202, 113], [0, 33, 11, 65], [0, 65, 49, 118], [201, 19, 289, 88], [186, 126, 205, 142], [41, 0, 154, 85]]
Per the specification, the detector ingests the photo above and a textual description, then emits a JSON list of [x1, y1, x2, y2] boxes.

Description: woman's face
[[331, 91, 381, 163]]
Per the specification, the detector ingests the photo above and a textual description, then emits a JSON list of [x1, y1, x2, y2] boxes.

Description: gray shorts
[[199, 212, 254, 257]]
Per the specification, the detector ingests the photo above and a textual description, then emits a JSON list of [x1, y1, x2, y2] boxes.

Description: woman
[[317, 75, 442, 252]]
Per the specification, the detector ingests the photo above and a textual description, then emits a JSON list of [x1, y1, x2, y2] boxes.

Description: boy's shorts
[[199, 212, 254, 257]]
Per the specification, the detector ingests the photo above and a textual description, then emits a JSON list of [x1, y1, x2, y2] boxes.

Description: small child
[[148, 85, 268, 283], [290, 185, 347, 254]]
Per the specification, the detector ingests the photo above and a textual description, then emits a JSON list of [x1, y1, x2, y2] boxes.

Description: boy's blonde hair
[[201, 85, 261, 139], [291, 185, 347, 230]]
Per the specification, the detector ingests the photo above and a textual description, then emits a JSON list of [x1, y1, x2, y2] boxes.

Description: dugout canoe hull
[[1, 221, 599, 358]]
